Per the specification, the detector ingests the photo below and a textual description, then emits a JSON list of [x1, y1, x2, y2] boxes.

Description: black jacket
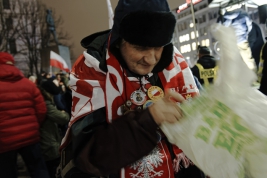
[[191, 55, 216, 85], [259, 42, 267, 95], [72, 30, 205, 177], [248, 22, 264, 67]]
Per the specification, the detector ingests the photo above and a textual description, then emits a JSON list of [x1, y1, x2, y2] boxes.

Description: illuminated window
[[201, 40, 206, 46], [185, 34, 190, 41], [179, 36, 183, 43], [191, 31, 195, 39], [188, 44, 191, 52], [206, 39, 210, 46]]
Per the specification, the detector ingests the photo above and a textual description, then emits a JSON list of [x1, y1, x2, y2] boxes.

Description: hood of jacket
[[0, 65, 24, 82], [198, 55, 216, 69]]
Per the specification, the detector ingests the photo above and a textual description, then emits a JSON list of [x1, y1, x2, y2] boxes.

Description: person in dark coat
[[39, 79, 70, 178], [248, 22, 264, 68], [259, 38, 267, 95], [191, 46, 217, 85], [57, 0, 205, 178]]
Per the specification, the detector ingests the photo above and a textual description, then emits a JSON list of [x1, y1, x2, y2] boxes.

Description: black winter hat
[[111, 0, 176, 47], [198, 45, 211, 55], [41, 79, 61, 95]]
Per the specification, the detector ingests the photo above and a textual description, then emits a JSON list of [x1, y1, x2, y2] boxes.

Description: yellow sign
[[200, 69, 216, 79], [196, 63, 218, 87]]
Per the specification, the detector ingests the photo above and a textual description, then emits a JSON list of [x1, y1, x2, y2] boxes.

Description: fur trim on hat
[[0, 52, 15, 65], [119, 11, 176, 47]]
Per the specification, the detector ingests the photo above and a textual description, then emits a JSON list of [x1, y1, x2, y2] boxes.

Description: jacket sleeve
[[46, 102, 70, 125], [259, 43, 267, 95], [33, 85, 47, 124], [73, 108, 159, 176]]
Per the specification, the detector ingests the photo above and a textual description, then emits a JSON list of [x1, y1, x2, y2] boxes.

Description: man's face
[[120, 40, 163, 75], [56, 74, 61, 81]]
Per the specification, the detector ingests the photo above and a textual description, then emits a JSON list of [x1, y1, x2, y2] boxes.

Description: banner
[[50, 51, 70, 72]]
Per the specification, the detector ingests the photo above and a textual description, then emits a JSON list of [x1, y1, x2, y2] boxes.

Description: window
[[3, 0, 10, 9], [9, 39, 17, 54], [198, 17, 203, 24], [191, 31, 195, 39], [201, 40, 206, 46], [204, 27, 207, 35], [185, 34, 190, 41], [5, 17, 13, 30], [184, 21, 187, 30], [179, 36, 183, 43], [206, 39, 210, 46]]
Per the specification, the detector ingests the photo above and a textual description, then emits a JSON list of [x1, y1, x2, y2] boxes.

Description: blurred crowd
[[0, 52, 70, 178], [0, 2, 267, 178]]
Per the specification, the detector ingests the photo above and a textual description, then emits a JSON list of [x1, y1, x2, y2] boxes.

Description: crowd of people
[[0, 0, 267, 178], [0, 52, 71, 178]]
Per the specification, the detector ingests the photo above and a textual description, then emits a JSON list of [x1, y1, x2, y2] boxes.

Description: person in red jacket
[[0, 52, 49, 178]]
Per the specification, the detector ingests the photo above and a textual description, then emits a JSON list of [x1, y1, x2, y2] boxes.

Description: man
[[218, 8, 256, 72], [191, 46, 217, 86], [59, 0, 205, 177], [0, 52, 49, 177], [248, 22, 264, 68], [39, 79, 70, 178]]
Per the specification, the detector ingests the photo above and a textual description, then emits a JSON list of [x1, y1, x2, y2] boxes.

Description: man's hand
[[148, 90, 185, 125]]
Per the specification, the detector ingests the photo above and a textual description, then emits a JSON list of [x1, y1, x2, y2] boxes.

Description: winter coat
[[248, 22, 264, 67], [40, 100, 69, 161], [191, 55, 217, 85], [64, 31, 204, 177], [259, 42, 267, 95], [221, 9, 252, 44], [0, 65, 46, 153]]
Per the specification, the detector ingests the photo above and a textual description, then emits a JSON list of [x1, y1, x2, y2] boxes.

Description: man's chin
[[135, 70, 152, 76]]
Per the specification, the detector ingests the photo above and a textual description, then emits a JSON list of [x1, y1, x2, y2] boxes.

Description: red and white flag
[[50, 51, 70, 72]]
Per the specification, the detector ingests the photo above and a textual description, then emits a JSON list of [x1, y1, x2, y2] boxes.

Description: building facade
[[0, 0, 43, 75], [172, 0, 261, 67]]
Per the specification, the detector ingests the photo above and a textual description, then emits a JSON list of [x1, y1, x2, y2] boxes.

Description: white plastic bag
[[160, 24, 267, 178]]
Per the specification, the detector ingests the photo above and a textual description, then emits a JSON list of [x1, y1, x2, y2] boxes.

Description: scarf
[[61, 38, 199, 178]]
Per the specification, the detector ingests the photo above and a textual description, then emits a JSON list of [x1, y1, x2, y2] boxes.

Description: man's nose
[[143, 49, 157, 65]]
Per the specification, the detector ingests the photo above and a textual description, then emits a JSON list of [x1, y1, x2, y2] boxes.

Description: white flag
[[106, 0, 114, 29]]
